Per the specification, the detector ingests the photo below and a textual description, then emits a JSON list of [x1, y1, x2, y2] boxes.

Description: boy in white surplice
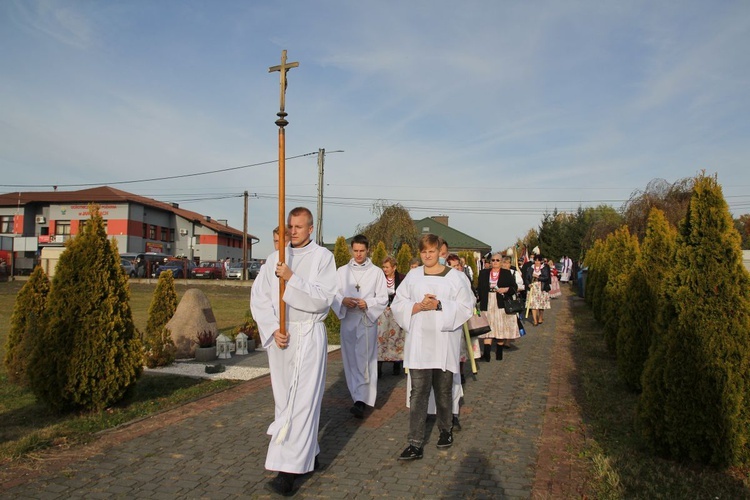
[[391, 234, 474, 460]]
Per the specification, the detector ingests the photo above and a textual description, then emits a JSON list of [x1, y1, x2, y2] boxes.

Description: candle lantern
[[216, 333, 232, 359], [235, 332, 249, 355]]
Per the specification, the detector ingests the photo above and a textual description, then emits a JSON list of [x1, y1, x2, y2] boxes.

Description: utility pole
[[315, 148, 343, 246], [316, 148, 325, 245], [242, 190, 248, 280]]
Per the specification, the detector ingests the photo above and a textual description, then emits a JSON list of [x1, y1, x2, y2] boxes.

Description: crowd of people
[[250, 206, 564, 495]]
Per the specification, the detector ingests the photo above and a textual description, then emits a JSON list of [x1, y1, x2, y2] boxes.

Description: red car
[[191, 260, 225, 279]]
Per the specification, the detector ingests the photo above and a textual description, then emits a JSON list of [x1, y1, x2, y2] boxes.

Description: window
[[142, 223, 147, 238], [149, 225, 156, 240], [169, 228, 175, 242], [161, 227, 168, 242], [56, 221, 71, 235], [0, 216, 13, 234]]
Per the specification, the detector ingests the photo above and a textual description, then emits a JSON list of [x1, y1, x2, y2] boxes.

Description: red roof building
[[0, 186, 258, 274]]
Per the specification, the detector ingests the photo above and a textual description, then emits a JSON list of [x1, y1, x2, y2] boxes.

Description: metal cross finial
[[268, 50, 299, 113]]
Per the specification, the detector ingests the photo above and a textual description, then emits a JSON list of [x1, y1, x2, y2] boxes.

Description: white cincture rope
[[275, 320, 314, 444]]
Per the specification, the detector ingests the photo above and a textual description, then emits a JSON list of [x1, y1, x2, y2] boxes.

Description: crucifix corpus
[[269, 49, 299, 336]]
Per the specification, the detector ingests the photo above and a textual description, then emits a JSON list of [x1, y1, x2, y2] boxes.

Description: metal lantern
[[235, 332, 249, 355], [216, 333, 232, 359]]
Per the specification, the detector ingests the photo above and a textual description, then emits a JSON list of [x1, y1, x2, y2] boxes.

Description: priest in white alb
[[250, 207, 337, 496], [332, 234, 388, 418]]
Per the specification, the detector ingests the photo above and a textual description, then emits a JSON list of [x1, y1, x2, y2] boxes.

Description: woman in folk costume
[[547, 259, 562, 298], [377, 256, 406, 376], [525, 254, 551, 325], [477, 253, 519, 361]]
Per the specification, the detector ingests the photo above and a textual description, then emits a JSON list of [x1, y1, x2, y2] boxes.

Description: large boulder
[[166, 288, 218, 358]]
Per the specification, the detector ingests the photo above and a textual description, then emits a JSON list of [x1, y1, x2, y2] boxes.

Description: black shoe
[[482, 344, 491, 362], [266, 472, 297, 496], [452, 415, 461, 432], [350, 401, 365, 419], [437, 430, 453, 448], [496, 346, 503, 360], [314, 455, 320, 471], [398, 445, 424, 460]]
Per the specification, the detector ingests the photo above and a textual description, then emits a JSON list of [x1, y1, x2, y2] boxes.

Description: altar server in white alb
[[250, 207, 337, 497], [391, 234, 474, 460], [332, 234, 389, 419]]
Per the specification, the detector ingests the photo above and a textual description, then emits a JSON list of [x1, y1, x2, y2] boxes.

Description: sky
[[2, 0, 749, 258]]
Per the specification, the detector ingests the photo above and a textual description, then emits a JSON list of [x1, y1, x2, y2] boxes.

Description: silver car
[[227, 261, 261, 280]]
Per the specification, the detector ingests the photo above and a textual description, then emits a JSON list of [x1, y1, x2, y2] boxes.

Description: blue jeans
[[408, 368, 454, 447]]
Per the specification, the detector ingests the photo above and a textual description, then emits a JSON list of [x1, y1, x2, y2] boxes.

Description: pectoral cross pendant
[[355, 284, 360, 292]]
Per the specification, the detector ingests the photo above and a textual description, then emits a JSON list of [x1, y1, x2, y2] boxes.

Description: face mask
[[438, 257, 446, 265]]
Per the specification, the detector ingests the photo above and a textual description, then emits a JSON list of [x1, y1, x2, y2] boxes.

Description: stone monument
[[166, 288, 219, 358]]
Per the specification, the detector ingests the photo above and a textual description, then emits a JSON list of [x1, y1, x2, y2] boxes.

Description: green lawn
[[0, 279, 251, 462]]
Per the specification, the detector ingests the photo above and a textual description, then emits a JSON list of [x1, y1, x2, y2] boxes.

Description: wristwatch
[[436, 300, 442, 311]]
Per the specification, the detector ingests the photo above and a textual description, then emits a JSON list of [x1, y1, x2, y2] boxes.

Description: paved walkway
[[3, 302, 563, 499]]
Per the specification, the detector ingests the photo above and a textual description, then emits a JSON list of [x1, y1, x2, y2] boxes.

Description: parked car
[[248, 261, 261, 279], [226, 263, 244, 280], [120, 258, 137, 277], [155, 259, 195, 279], [191, 260, 225, 279], [226, 261, 262, 280], [121, 252, 170, 278]]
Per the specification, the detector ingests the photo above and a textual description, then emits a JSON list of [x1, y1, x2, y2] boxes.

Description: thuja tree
[[4, 266, 50, 386], [601, 226, 640, 354], [616, 208, 676, 391], [333, 236, 350, 268], [396, 243, 413, 275], [459, 250, 478, 287], [143, 270, 178, 368], [28, 205, 143, 413], [371, 241, 387, 268], [638, 174, 750, 466], [584, 239, 607, 319]]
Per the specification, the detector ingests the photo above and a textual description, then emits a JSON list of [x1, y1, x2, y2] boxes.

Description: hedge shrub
[[638, 174, 750, 465], [4, 266, 50, 386]]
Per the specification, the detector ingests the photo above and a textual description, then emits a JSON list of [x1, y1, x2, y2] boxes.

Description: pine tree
[[4, 266, 50, 386], [333, 236, 350, 268], [143, 270, 178, 368], [371, 241, 387, 268], [638, 174, 750, 466], [616, 208, 676, 391], [28, 204, 143, 413], [396, 243, 413, 275]]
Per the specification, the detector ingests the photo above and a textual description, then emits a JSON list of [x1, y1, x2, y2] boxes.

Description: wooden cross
[[268, 50, 299, 113]]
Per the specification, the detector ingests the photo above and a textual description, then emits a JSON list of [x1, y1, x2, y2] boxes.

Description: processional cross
[[269, 50, 299, 117], [268, 50, 299, 338]]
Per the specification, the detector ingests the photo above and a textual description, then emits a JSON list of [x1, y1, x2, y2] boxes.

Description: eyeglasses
[[491, 259, 501, 262]]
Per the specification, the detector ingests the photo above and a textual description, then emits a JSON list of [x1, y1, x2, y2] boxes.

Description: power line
[[0, 152, 319, 189]]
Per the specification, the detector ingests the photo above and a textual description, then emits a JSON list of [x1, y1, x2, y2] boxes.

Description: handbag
[[467, 308, 491, 337], [503, 294, 525, 315]]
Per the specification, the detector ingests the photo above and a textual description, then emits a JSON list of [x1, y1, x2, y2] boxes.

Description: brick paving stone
[[1, 298, 568, 498]]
